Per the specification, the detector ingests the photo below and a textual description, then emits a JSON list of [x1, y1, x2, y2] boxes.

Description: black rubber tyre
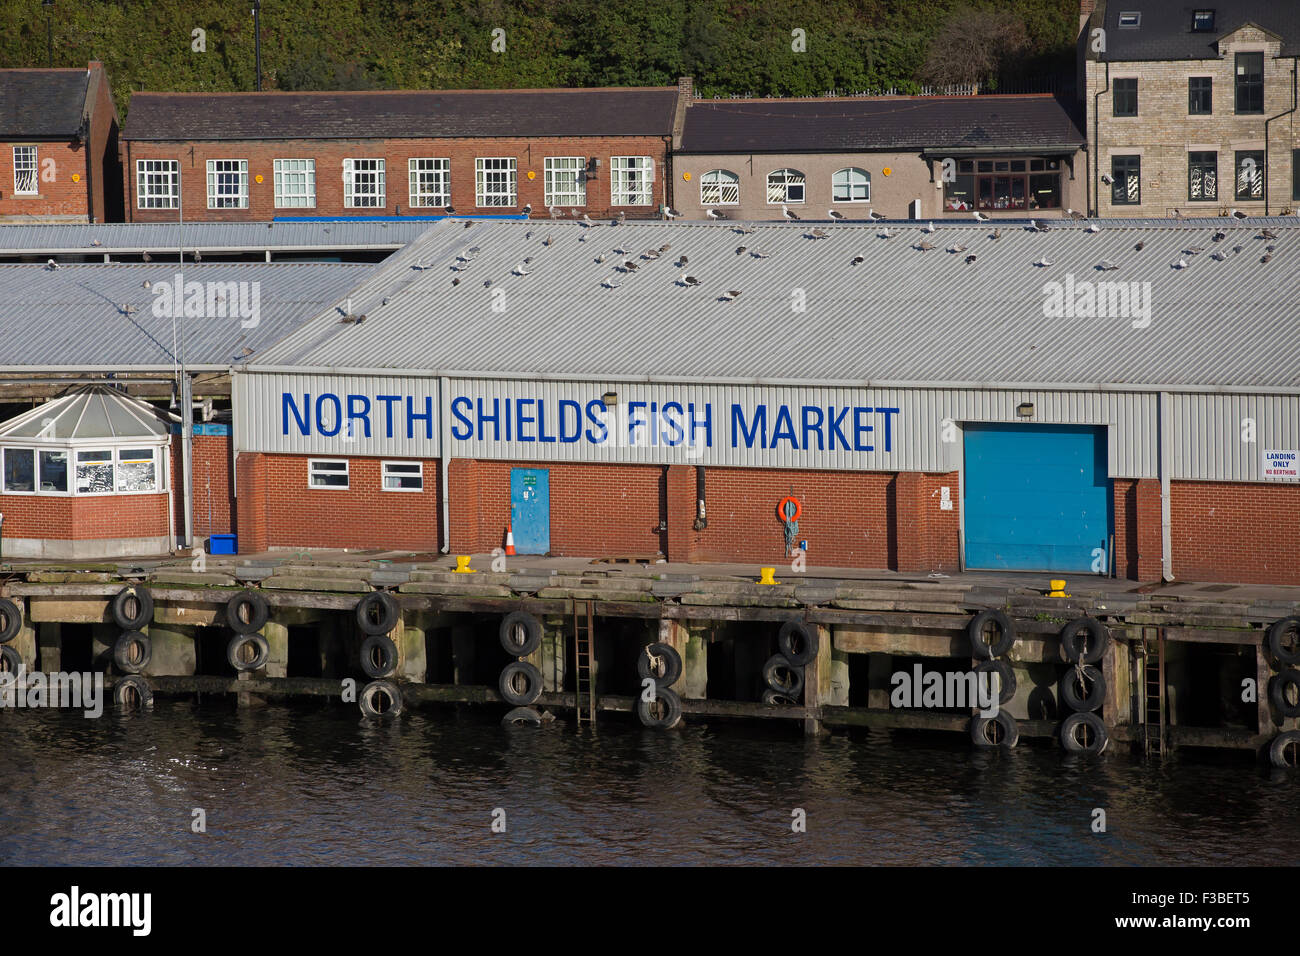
[[970, 711, 1019, 748], [967, 609, 1015, 659], [1269, 731, 1300, 768], [113, 675, 154, 711], [111, 587, 153, 630], [499, 611, 543, 656], [227, 633, 270, 672], [1059, 617, 1111, 664], [355, 592, 400, 636], [637, 685, 683, 729], [360, 634, 398, 679], [1267, 617, 1300, 667], [498, 661, 543, 706], [502, 706, 543, 727], [1060, 711, 1109, 754], [1059, 665, 1105, 712], [761, 688, 800, 706], [636, 642, 683, 687], [761, 653, 804, 697], [225, 590, 269, 635], [975, 659, 1016, 705], [0, 598, 21, 643], [359, 679, 403, 719], [1268, 670, 1300, 718], [112, 631, 152, 674], [777, 620, 819, 666], [0, 645, 20, 679]]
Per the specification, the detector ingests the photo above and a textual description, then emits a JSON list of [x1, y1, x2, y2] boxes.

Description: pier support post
[[866, 652, 893, 709], [143, 623, 196, 677], [828, 634, 850, 708], [1257, 644, 1276, 738], [537, 616, 566, 693], [803, 624, 833, 734], [261, 620, 288, 679], [682, 624, 708, 699], [396, 615, 426, 682], [452, 624, 476, 686], [91, 624, 115, 672], [36, 622, 60, 673]]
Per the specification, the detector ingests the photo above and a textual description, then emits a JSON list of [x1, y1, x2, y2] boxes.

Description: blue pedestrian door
[[963, 423, 1111, 573], [510, 468, 550, 555]]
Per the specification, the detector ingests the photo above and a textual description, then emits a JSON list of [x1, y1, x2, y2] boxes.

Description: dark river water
[[0, 699, 1295, 866]]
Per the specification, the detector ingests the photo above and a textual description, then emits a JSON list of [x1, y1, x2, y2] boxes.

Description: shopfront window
[[944, 157, 1061, 211]]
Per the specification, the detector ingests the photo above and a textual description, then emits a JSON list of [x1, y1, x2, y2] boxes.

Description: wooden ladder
[[1142, 627, 1166, 758], [572, 599, 596, 730]]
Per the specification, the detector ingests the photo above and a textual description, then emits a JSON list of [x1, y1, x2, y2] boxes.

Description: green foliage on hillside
[[0, 0, 1078, 116]]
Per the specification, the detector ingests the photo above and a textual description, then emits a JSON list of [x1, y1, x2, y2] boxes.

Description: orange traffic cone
[[505, 522, 517, 556]]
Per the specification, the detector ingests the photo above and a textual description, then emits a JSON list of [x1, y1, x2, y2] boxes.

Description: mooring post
[[143, 623, 196, 677], [261, 619, 288, 679], [1257, 643, 1276, 739], [539, 616, 566, 692], [35, 621, 61, 673], [396, 613, 426, 682], [827, 627, 850, 707]]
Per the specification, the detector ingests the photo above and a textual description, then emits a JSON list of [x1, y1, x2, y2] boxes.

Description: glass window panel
[[3, 448, 34, 492]]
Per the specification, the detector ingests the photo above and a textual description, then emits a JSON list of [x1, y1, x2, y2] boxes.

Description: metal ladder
[[572, 600, 596, 730], [1142, 627, 1166, 758]]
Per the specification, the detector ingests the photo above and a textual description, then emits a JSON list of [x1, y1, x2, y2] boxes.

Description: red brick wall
[[1171, 480, 1300, 585], [191, 433, 235, 538], [0, 139, 90, 219], [124, 135, 671, 222], [235, 452, 268, 554], [0, 490, 168, 540], [1112, 477, 1163, 580]]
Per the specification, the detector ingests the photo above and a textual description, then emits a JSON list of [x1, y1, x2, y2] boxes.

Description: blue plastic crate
[[209, 534, 238, 555]]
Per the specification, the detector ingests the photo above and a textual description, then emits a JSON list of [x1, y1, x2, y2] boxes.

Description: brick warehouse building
[[230, 216, 1300, 585], [120, 84, 686, 223]]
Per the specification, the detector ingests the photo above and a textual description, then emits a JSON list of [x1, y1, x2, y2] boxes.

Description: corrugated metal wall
[[233, 371, 1299, 482]]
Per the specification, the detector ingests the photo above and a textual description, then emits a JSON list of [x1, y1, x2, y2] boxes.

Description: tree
[[919, 5, 1031, 89]]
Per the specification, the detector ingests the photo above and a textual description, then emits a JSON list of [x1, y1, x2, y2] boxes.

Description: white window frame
[[543, 156, 586, 207], [767, 168, 806, 204], [73, 449, 115, 496], [832, 167, 871, 203], [381, 460, 423, 492], [136, 159, 180, 209], [274, 158, 316, 208], [610, 156, 653, 206], [408, 158, 451, 208], [13, 146, 38, 195], [475, 157, 517, 207], [344, 158, 386, 209], [699, 169, 740, 206], [308, 458, 350, 489], [1, 447, 36, 494], [116, 446, 161, 493], [206, 159, 249, 209]]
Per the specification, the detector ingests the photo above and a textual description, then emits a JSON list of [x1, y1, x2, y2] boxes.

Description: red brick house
[[0, 62, 122, 223], [121, 84, 688, 222]]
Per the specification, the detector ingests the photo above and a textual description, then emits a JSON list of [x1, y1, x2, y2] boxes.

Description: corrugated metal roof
[[0, 220, 436, 254], [0, 385, 173, 442], [0, 261, 374, 371], [251, 216, 1300, 391]]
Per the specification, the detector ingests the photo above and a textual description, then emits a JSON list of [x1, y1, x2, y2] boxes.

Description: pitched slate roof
[[1096, 0, 1300, 61], [123, 87, 680, 141], [0, 69, 92, 139]]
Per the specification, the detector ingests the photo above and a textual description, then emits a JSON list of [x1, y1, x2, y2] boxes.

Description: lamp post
[[42, 0, 54, 67], [252, 1, 262, 91]]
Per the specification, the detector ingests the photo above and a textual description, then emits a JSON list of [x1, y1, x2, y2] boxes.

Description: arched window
[[699, 169, 740, 206], [832, 167, 871, 203], [766, 168, 806, 204]]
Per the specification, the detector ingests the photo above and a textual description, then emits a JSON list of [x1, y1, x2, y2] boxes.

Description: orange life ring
[[776, 496, 801, 522]]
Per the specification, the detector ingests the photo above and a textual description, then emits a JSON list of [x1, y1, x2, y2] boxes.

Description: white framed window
[[475, 157, 517, 207], [2, 447, 35, 493], [274, 158, 316, 208], [13, 146, 37, 195], [74, 449, 115, 495], [832, 167, 871, 202], [136, 159, 180, 209], [344, 158, 386, 208], [308, 459, 349, 489], [611, 156, 653, 206], [382, 461, 423, 491], [544, 156, 586, 207], [116, 447, 160, 492], [699, 169, 740, 206], [409, 158, 450, 207], [38, 450, 68, 493], [767, 168, 806, 204], [206, 159, 249, 209]]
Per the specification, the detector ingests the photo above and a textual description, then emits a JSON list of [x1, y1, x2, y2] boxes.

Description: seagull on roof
[[1067, 208, 1085, 220], [595, 253, 606, 263], [947, 244, 968, 253], [734, 225, 755, 235], [851, 255, 864, 266], [119, 303, 138, 316], [512, 263, 530, 276], [142, 280, 152, 289], [1033, 257, 1052, 267], [736, 245, 747, 255], [878, 227, 894, 238], [193, 250, 202, 261], [642, 250, 660, 260], [922, 221, 936, 233], [1212, 231, 1226, 242], [989, 228, 1001, 240], [1261, 253, 1273, 263], [719, 290, 741, 301], [679, 274, 701, 286], [1211, 251, 1228, 261], [1134, 240, 1145, 251], [675, 255, 687, 267], [828, 209, 845, 220], [964, 254, 977, 264], [914, 241, 935, 251], [750, 250, 769, 258], [522, 203, 532, 216], [623, 260, 638, 272], [781, 204, 799, 221], [867, 210, 886, 222], [142, 251, 152, 262], [1172, 258, 1189, 269], [90, 238, 102, 247], [549, 206, 561, 219], [663, 207, 681, 219], [706, 208, 727, 220], [1184, 246, 1205, 255], [1233, 244, 1244, 254], [972, 210, 990, 222], [1172, 209, 1186, 220], [1086, 223, 1101, 233], [45, 259, 59, 270], [659, 243, 671, 253], [464, 221, 472, 229], [1261, 228, 1279, 240], [1231, 208, 1248, 219], [809, 228, 829, 239], [601, 277, 620, 289], [1097, 260, 1119, 271]]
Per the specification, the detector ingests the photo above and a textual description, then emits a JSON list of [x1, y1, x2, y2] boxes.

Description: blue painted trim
[[171, 423, 230, 435], [271, 214, 529, 223]]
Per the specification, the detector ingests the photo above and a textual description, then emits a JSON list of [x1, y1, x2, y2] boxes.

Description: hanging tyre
[[1269, 731, 1300, 768], [636, 642, 683, 687], [1059, 617, 1111, 664], [970, 711, 1019, 748], [498, 661, 543, 706], [112, 631, 152, 675], [1267, 617, 1300, 667], [360, 634, 398, 679], [975, 659, 1016, 705], [1059, 665, 1105, 712], [1060, 711, 1108, 754], [502, 706, 544, 727], [777, 620, 819, 667], [111, 587, 153, 630], [499, 611, 543, 656], [761, 688, 800, 706], [0, 645, 21, 681], [637, 685, 682, 729], [761, 653, 804, 697], [113, 675, 154, 711], [225, 590, 269, 635], [967, 609, 1015, 659], [0, 598, 21, 643], [227, 633, 269, 672], [355, 592, 400, 636], [1268, 669, 1300, 718], [359, 679, 403, 719]]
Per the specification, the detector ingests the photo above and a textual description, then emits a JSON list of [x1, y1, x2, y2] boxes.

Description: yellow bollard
[[1048, 579, 1067, 597], [758, 567, 778, 585], [452, 555, 476, 574]]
